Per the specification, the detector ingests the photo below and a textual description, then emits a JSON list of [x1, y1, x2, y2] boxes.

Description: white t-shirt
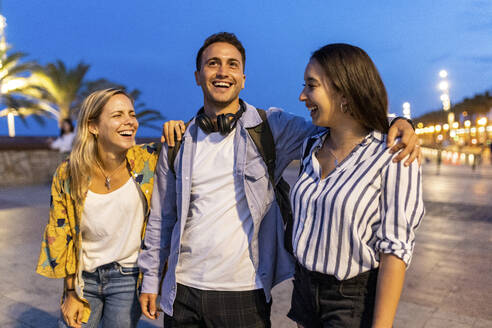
[[81, 178, 145, 272], [175, 128, 262, 291]]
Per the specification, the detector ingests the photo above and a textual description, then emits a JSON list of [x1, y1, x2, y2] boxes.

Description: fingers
[[392, 134, 418, 165], [76, 304, 83, 327], [149, 295, 157, 319], [140, 293, 158, 320], [162, 121, 185, 147], [163, 123, 171, 146], [174, 122, 185, 142], [386, 123, 399, 148], [404, 144, 419, 166]]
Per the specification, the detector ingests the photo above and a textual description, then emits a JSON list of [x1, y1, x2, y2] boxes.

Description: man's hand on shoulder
[[162, 120, 186, 146], [387, 118, 421, 166]]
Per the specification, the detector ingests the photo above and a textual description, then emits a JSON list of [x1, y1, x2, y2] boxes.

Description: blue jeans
[[58, 262, 142, 328]]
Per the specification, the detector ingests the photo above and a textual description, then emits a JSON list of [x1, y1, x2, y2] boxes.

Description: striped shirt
[[291, 130, 425, 280]]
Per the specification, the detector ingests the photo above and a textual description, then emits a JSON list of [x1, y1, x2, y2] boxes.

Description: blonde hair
[[68, 88, 133, 203]]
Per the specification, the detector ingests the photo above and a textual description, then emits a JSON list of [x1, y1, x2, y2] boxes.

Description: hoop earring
[[340, 103, 349, 114]]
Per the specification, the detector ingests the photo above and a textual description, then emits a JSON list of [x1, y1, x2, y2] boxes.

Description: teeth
[[119, 131, 133, 136], [213, 81, 231, 87], [308, 106, 318, 112]]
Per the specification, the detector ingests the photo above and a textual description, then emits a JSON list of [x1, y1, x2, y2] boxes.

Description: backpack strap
[[246, 109, 276, 185], [168, 121, 191, 175], [299, 136, 317, 176]]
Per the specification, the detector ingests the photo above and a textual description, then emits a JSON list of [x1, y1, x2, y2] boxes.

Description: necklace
[[321, 135, 366, 167], [95, 159, 127, 190]]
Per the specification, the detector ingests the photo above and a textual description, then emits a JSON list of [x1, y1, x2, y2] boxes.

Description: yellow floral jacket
[[36, 142, 161, 322]]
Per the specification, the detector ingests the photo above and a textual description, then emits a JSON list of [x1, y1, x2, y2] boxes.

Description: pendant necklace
[[95, 159, 127, 190]]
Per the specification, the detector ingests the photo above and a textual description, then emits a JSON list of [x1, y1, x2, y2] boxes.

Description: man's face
[[195, 42, 245, 110]]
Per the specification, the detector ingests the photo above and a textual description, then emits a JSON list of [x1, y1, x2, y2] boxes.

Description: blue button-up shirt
[[138, 101, 317, 315]]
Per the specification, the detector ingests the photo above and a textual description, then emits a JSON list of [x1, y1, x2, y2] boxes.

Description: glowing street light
[[402, 102, 411, 119], [464, 120, 471, 128], [477, 117, 487, 126], [439, 70, 448, 78], [438, 81, 449, 91]]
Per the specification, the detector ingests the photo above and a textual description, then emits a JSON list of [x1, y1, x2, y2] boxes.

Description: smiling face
[[89, 94, 138, 155], [195, 42, 245, 112], [299, 59, 345, 127]]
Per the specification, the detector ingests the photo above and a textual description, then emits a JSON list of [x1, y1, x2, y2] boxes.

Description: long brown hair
[[311, 43, 389, 133], [68, 88, 133, 203]]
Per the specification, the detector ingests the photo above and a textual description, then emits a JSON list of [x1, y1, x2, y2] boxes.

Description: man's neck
[[203, 98, 241, 117]]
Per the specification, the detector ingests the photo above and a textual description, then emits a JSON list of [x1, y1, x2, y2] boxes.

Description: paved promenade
[[0, 163, 491, 327]]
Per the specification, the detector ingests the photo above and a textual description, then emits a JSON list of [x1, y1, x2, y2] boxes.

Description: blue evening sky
[[1, 0, 491, 137]]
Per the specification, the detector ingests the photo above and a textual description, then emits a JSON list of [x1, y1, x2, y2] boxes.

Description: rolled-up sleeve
[[138, 144, 177, 294], [376, 159, 425, 266]]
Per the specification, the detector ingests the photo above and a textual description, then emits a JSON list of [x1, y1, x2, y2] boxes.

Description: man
[[138, 32, 418, 327]]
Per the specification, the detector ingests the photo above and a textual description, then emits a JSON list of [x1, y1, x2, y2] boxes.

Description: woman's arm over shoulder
[[376, 156, 425, 267], [36, 161, 76, 278]]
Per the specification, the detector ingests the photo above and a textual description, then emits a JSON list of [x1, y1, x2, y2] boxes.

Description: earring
[[340, 103, 349, 113]]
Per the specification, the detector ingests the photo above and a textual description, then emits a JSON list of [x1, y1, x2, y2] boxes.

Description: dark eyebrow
[[305, 77, 320, 83]]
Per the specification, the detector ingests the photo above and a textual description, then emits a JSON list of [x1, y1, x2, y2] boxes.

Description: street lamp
[[438, 70, 451, 112], [402, 102, 411, 119]]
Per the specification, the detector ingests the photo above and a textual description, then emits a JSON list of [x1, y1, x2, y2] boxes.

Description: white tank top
[[81, 177, 145, 272]]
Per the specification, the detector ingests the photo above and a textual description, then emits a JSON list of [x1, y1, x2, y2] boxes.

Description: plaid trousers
[[164, 283, 272, 328]]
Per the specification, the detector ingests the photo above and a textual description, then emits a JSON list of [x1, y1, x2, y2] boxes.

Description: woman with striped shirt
[[287, 44, 425, 327]]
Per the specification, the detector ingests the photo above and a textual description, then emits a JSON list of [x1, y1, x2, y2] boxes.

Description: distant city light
[[452, 122, 459, 129], [464, 120, 471, 128], [439, 81, 449, 91], [477, 117, 487, 126], [439, 70, 448, 78], [443, 123, 449, 131]]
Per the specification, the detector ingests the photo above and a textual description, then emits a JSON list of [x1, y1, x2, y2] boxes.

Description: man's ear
[[194, 71, 201, 86], [241, 73, 246, 90]]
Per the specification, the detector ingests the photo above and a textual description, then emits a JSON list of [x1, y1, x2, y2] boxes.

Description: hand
[[140, 293, 160, 320], [387, 119, 421, 166], [61, 291, 84, 328], [161, 120, 186, 146]]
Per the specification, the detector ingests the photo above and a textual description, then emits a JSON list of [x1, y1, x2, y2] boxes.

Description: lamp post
[[0, 6, 15, 137], [402, 102, 411, 119]]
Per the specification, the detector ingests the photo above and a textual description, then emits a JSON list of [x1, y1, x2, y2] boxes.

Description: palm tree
[[82, 78, 164, 130], [0, 48, 48, 123], [25, 60, 90, 124]]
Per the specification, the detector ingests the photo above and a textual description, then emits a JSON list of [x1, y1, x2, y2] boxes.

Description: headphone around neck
[[196, 100, 246, 135]]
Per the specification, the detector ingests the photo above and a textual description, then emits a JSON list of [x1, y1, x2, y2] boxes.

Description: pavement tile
[[424, 317, 475, 328], [474, 318, 492, 327], [431, 310, 476, 324], [394, 301, 435, 327]]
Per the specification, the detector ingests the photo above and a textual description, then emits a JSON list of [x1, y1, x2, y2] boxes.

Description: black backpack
[[167, 108, 295, 254]]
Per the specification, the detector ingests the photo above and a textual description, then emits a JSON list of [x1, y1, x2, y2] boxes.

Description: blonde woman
[[36, 89, 160, 328]]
